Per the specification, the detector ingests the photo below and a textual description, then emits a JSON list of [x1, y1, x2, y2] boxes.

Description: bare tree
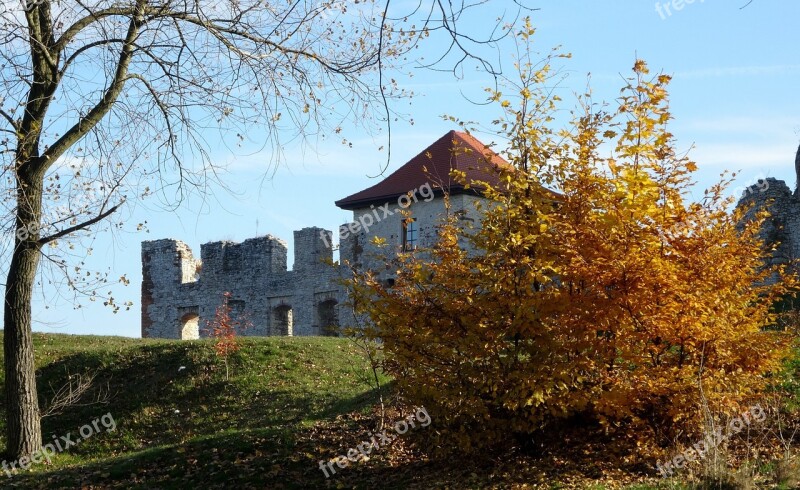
[[0, 0, 515, 460]]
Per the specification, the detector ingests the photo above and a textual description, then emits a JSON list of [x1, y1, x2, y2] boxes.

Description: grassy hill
[[1, 333, 798, 489], [0, 333, 396, 489]]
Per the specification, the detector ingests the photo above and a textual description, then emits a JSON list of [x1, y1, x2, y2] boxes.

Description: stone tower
[[737, 145, 800, 274]]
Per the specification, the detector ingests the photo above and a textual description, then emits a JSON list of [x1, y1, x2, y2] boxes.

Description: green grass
[[2, 332, 799, 489], [0, 332, 390, 489]]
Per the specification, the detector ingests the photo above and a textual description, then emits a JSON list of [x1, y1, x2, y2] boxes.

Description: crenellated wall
[[141, 227, 347, 339]]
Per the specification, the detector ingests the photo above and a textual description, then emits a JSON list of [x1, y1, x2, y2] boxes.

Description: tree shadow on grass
[[4, 385, 397, 490], [1, 341, 387, 464]]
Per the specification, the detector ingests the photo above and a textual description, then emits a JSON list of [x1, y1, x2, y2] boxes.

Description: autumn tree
[[348, 26, 796, 452], [205, 292, 249, 381], [0, 0, 516, 459]]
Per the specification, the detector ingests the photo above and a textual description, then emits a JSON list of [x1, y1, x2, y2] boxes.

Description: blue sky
[[32, 0, 800, 337]]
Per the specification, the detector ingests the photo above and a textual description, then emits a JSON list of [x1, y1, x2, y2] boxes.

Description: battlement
[[141, 239, 199, 285], [141, 229, 346, 339], [293, 227, 333, 271], [199, 235, 288, 280]]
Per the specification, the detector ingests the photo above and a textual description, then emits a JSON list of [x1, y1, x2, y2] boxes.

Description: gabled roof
[[335, 130, 510, 210]]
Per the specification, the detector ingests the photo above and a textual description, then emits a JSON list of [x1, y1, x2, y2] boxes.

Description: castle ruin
[[142, 135, 800, 339], [141, 131, 503, 338], [141, 228, 345, 339], [736, 145, 800, 269]]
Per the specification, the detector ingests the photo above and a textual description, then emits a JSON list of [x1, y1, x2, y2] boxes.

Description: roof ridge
[[335, 130, 507, 210]]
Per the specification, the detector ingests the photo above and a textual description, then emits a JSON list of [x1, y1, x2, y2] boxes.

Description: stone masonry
[[735, 145, 800, 279], [141, 131, 508, 339], [141, 228, 346, 338]]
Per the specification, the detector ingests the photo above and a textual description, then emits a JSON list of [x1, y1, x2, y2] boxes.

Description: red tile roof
[[335, 130, 510, 210]]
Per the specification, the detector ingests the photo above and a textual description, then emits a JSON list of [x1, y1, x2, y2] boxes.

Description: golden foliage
[[347, 34, 795, 453]]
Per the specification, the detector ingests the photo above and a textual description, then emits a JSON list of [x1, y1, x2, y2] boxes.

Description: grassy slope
[[1, 333, 787, 489], [0, 333, 391, 489]]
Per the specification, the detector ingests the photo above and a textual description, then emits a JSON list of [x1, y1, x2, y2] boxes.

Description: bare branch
[[0, 108, 18, 131], [38, 201, 122, 245], [56, 6, 137, 51], [60, 38, 126, 75], [42, 0, 145, 167], [40, 370, 110, 419]]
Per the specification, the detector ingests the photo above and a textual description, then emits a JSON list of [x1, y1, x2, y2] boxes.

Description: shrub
[[347, 28, 796, 453]]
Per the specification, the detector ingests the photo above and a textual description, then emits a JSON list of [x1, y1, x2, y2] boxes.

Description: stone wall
[[340, 193, 487, 279], [737, 177, 796, 267], [141, 227, 347, 339], [736, 146, 800, 274], [142, 192, 489, 339]]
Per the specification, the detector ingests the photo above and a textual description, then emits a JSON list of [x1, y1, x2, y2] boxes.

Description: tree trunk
[[3, 174, 43, 459]]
